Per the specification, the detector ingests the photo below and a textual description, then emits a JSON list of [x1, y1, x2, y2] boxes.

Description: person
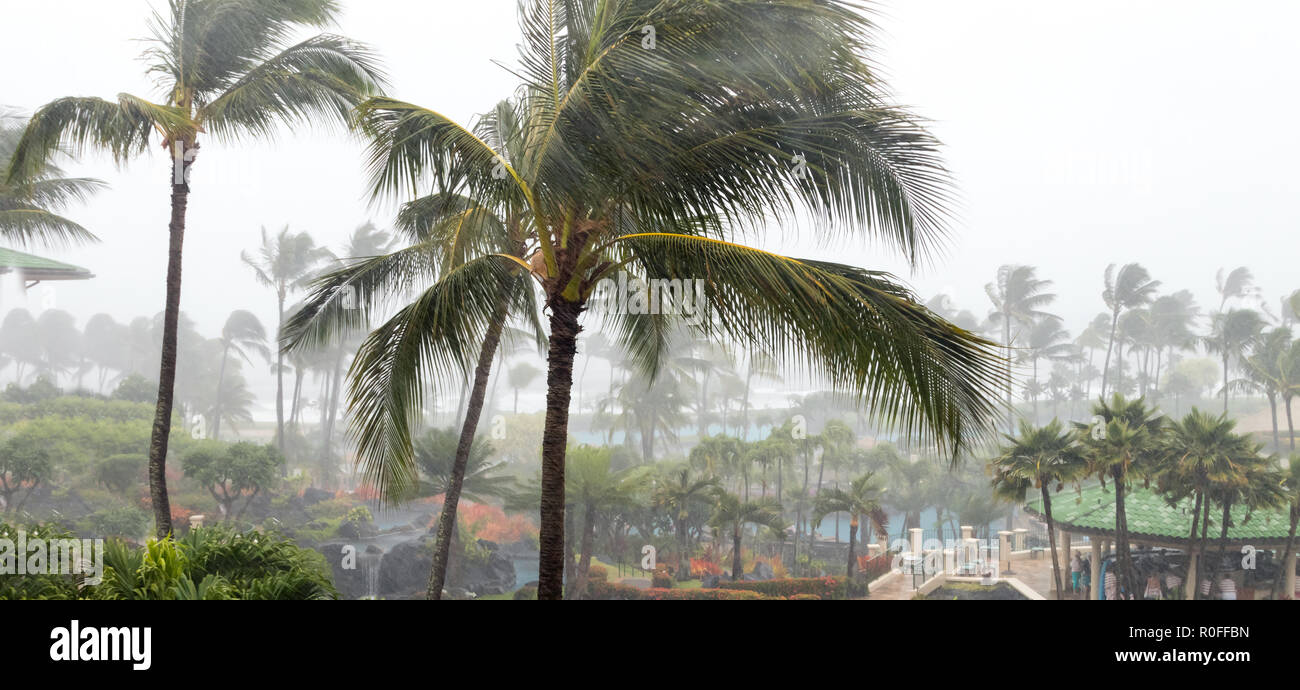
[[1080, 556, 1092, 599], [1165, 572, 1183, 600], [1218, 573, 1237, 601], [1104, 569, 1118, 601], [1145, 573, 1162, 600], [1070, 552, 1082, 594], [1200, 576, 1213, 600]]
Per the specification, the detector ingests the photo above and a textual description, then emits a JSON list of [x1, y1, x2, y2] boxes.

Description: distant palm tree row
[[926, 263, 1300, 449]]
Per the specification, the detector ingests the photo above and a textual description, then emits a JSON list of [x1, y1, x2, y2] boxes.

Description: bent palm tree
[[6, 0, 386, 537], [710, 493, 786, 582], [991, 419, 1086, 600], [1100, 264, 1160, 398], [351, 0, 1004, 600], [0, 110, 103, 247], [211, 310, 269, 440], [812, 471, 887, 581]]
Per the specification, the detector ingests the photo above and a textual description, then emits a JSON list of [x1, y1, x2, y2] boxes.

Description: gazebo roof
[[1025, 483, 1296, 546], [0, 246, 94, 282]]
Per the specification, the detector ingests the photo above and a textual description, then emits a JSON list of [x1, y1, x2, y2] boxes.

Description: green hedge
[[717, 577, 849, 599]]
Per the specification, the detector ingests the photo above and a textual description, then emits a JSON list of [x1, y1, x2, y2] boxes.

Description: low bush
[[651, 571, 674, 589], [717, 577, 845, 599]]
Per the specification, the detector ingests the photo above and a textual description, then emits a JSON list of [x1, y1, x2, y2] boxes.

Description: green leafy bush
[[717, 577, 846, 599]]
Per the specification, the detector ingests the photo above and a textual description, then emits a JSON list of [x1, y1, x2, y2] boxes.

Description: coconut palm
[[506, 361, 541, 414], [1148, 290, 1200, 396], [812, 471, 887, 581], [1233, 328, 1293, 451], [986, 265, 1056, 431], [1018, 316, 1072, 424], [1152, 409, 1245, 596], [566, 445, 645, 598], [990, 419, 1087, 599], [349, 0, 1005, 600], [711, 492, 786, 582], [1100, 263, 1160, 398], [243, 226, 330, 454], [1203, 309, 1264, 415], [1215, 266, 1259, 312], [211, 310, 268, 440], [0, 109, 103, 248], [1075, 394, 1164, 600], [653, 466, 720, 582], [5, 0, 385, 537]]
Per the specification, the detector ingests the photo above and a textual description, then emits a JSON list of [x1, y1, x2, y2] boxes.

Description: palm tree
[[986, 265, 1057, 431], [1148, 290, 1200, 398], [284, 95, 542, 601], [1215, 266, 1259, 312], [812, 472, 886, 581], [1100, 263, 1160, 398], [653, 467, 719, 582], [991, 419, 1087, 600], [349, 0, 1005, 600], [6, 1, 385, 538], [711, 493, 786, 581], [211, 310, 268, 440], [1234, 328, 1293, 451], [506, 361, 541, 415], [1204, 309, 1264, 415], [1018, 316, 1072, 424], [409, 428, 514, 504], [1271, 455, 1299, 600], [1075, 394, 1164, 600], [566, 445, 644, 598], [0, 109, 102, 247], [1154, 409, 1251, 596], [243, 226, 329, 454]]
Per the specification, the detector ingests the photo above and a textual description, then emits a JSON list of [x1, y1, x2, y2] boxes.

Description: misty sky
[[3, 0, 1299, 411]]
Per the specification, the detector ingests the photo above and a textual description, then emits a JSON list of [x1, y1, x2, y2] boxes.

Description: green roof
[[0, 247, 93, 281], [1025, 483, 1296, 545]]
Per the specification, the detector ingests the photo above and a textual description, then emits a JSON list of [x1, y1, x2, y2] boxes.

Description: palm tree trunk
[[538, 298, 583, 600], [847, 516, 858, 580], [731, 524, 743, 581], [1185, 490, 1203, 587], [425, 294, 508, 600], [573, 501, 597, 599], [145, 158, 191, 539], [1100, 308, 1119, 398], [212, 343, 229, 440], [1286, 396, 1296, 453], [1271, 506, 1297, 600], [275, 293, 286, 454], [1197, 499, 1212, 599], [1043, 485, 1063, 600], [1269, 394, 1280, 451]]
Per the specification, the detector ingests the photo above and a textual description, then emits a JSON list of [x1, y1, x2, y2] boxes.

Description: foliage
[[717, 576, 847, 599]]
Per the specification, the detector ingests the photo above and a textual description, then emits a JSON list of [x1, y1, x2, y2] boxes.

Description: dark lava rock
[[378, 536, 435, 597], [319, 542, 384, 600]]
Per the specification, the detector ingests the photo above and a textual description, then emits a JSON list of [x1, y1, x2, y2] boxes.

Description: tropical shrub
[[587, 563, 608, 582], [717, 577, 845, 599], [651, 571, 674, 589]]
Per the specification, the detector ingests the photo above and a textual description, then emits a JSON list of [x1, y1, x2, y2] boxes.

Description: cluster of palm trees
[[994, 395, 1300, 600], [5, 1, 1011, 602], [936, 263, 1300, 448]]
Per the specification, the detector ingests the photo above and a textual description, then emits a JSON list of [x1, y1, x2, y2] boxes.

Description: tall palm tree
[[284, 95, 543, 601], [1152, 409, 1244, 596], [6, 0, 385, 538], [211, 310, 268, 440], [349, 0, 1004, 600], [1148, 290, 1200, 398], [243, 226, 329, 454], [711, 493, 786, 581], [1075, 394, 1164, 600], [1018, 316, 1072, 424], [506, 361, 541, 414], [991, 419, 1087, 600], [0, 109, 102, 247], [812, 471, 886, 581], [986, 265, 1056, 431], [1203, 309, 1264, 415], [1233, 328, 1293, 450], [566, 445, 644, 598], [653, 466, 719, 582], [1100, 263, 1160, 398]]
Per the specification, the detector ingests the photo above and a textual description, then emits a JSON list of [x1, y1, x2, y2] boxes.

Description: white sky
[[2, 0, 1299, 412]]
